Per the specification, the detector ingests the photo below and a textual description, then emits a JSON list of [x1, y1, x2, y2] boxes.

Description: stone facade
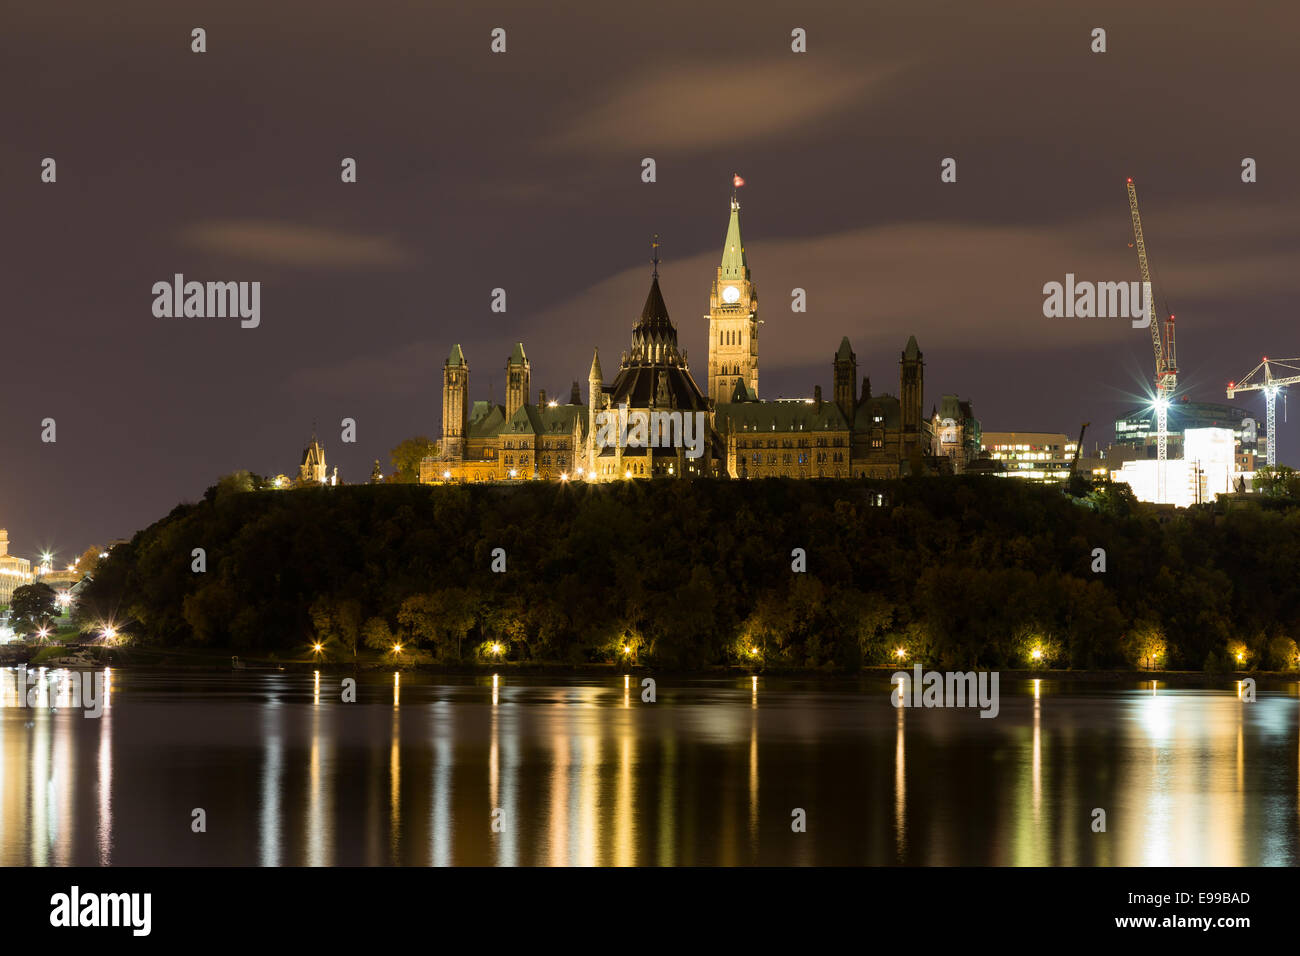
[[0, 529, 33, 606], [427, 188, 969, 484]]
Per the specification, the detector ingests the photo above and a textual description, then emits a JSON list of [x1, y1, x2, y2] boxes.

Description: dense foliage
[[77, 478, 1300, 671], [9, 582, 57, 632]]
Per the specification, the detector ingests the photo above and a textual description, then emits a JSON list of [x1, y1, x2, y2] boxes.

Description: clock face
[[722, 284, 741, 304]]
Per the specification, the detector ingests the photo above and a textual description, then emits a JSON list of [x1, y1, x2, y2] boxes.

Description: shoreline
[[3, 645, 1297, 684]]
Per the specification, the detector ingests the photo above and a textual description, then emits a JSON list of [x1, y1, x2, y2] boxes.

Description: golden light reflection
[[390, 705, 401, 861], [614, 734, 634, 867], [97, 675, 113, 865], [894, 703, 906, 861]]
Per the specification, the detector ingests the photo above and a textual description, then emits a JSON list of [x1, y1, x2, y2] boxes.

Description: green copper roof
[[903, 335, 921, 360], [720, 201, 748, 281], [715, 399, 850, 433], [836, 337, 854, 362], [447, 344, 465, 366], [509, 342, 527, 365]]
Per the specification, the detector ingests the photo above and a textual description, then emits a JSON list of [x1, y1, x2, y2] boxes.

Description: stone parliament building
[[423, 188, 976, 484]]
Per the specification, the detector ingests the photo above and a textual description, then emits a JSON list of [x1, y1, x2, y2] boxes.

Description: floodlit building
[[428, 185, 952, 483], [1114, 400, 1261, 459], [931, 395, 980, 474], [1111, 426, 1238, 507], [980, 431, 1079, 482], [0, 529, 33, 606]]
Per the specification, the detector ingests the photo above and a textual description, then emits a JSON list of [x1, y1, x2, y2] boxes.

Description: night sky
[[3, 0, 1297, 556]]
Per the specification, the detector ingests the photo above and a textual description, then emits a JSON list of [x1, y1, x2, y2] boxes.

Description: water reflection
[[0, 671, 1297, 865]]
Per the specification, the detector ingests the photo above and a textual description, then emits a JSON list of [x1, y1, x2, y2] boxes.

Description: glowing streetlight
[[622, 644, 630, 655], [312, 643, 323, 654], [1031, 647, 1043, 661], [749, 646, 759, 657], [894, 647, 907, 660], [491, 643, 502, 656], [103, 626, 117, 641], [560, 473, 569, 482], [392, 643, 403, 654]]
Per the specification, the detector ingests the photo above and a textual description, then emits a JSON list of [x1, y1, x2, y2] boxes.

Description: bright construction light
[[41, 551, 53, 564], [509, 469, 517, 478]]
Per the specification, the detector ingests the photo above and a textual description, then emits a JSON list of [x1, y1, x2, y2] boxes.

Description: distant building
[[0, 529, 33, 606], [298, 434, 337, 486], [931, 395, 981, 474], [1114, 399, 1261, 458], [980, 431, 1079, 482], [1111, 426, 1238, 507]]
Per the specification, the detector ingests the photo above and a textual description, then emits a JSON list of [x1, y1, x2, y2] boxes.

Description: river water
[[1, 669, 1296, 866]]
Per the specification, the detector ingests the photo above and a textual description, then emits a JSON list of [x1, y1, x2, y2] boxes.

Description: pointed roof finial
[[650, 233, 661, 278]]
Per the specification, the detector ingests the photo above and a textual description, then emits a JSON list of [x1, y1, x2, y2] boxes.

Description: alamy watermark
[[2, 666, 106, 717], [593, 403, 706, 459], [152, 273, 260, 328], [891, 665, 999, 718], [1042, 275, 1151, 327]]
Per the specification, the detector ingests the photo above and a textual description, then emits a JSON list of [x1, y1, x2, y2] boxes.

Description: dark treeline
[[78, 478, 1300, 671]]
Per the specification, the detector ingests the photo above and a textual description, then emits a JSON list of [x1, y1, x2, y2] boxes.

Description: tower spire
[[650, 233, 661, 278]]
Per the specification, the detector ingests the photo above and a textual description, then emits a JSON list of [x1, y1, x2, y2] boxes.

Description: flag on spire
[[733, 173, 745, 188]]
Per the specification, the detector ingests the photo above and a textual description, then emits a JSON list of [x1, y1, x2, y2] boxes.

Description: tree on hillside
[[390, 437, 435, 483], [76, 545, 104, 578], [10, 582, 57, 634]]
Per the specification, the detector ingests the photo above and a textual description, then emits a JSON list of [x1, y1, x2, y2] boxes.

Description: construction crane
[[1227, 356, 1300, 467], [1126, 179, 1179, 501], [1069, 422, 1090, 476]]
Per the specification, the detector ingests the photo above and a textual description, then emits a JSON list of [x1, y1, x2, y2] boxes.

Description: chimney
[[814, 385, 823, 411], [539, 389, 547, 406], [570, 380, 581, 404]]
